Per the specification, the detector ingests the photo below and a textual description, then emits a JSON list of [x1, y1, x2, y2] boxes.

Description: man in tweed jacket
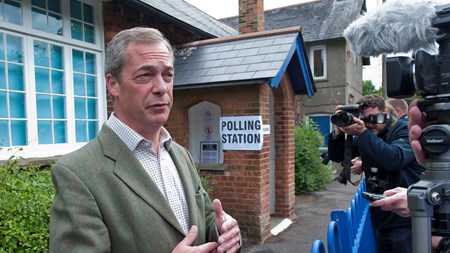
[[50, 27, 241, 253]]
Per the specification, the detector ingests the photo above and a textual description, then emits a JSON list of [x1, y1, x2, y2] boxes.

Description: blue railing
[[310, 180, 377, 253]]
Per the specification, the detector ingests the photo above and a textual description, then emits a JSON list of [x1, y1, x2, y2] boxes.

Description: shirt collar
[[106, 112, 172, 152]]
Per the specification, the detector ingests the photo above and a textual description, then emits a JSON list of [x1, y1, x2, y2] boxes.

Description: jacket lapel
[[97, 125, 184, 234]]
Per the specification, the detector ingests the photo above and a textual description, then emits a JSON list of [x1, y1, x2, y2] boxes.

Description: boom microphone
[[344, 0, 440, 57]]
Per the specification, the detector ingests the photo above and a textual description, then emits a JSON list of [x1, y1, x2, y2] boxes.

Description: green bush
[[0, 154, 54, 253], [294, 119, 333, 194]]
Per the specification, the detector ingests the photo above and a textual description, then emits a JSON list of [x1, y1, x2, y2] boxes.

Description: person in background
[[386, 98, 409, 122], [50, 27, 241, 253], [328, 94, 426, 253]]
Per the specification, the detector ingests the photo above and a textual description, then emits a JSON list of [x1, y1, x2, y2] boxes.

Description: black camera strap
[[342, 134, 362, 186]]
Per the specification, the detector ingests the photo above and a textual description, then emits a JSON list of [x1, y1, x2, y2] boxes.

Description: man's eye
[[135, 73, 152, 83]]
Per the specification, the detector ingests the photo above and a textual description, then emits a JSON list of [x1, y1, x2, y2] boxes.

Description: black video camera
[[386, 3, 450, 104]]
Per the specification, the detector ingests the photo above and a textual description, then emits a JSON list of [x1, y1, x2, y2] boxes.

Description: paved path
[[241, 180, 357, 253]]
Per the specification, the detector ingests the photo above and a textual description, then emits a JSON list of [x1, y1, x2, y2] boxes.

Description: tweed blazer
[[50, 125, 218, 253]]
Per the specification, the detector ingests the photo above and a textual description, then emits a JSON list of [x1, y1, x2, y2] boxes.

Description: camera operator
[[370, 99, 449, 253], [328, 94, 426, 253]]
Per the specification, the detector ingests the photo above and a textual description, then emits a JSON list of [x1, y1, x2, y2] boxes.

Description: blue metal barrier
[[310, 180, 377, 253]]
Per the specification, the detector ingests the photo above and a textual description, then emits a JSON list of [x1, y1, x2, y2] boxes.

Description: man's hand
[[340, 117, 367, 136], [408, 99, 433, 165], [213, 199, 241, 253], [370, 187, 410, 217], [351, 157, 362, 175], [172, 226, 218, 253]]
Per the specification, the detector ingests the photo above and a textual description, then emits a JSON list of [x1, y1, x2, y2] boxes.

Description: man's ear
[[106, 74, 119, 97]]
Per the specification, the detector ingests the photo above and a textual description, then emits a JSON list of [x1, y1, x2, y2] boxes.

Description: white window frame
[[309, 45, 327, 81], [0, 0, 105, 160]]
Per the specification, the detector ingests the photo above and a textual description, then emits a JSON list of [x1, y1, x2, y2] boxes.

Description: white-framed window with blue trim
[[309, 45, 327, 81], [0, 0, 105, 160], [307, 114, 331, 146]]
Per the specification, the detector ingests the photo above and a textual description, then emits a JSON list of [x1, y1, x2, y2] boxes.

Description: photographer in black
[[328, 94, 426, 253]]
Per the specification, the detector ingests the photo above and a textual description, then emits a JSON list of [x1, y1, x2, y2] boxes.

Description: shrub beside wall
[[294, 119, 333, 194], [0, 159, 54, 253]]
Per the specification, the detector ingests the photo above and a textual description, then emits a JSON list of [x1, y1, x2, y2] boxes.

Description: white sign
[[220, 116, 263, 150]]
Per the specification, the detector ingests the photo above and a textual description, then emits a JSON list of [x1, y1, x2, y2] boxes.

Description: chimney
[[238, 0, 264, 34]]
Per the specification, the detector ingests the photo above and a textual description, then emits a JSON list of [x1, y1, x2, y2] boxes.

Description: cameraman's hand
[[340, 117, 367, 136], [351, 157, 362, 175], [370, 187, 410, 217], [408, 99, 435, 165]]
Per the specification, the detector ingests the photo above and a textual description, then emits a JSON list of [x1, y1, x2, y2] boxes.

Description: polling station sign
[[220, 116, 263, 150]]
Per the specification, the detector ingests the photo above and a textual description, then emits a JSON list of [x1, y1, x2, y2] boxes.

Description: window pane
[[0, 32, 4, 60], [36, 94, 51, 118], [8, 64, 24, 91], [313, 49, 324, 77], [86, 75, 96, 96], [51, 70, 64, 94], [54, 120, 66, 143], [0, 62, 5, 89], [83, 3, 93, 24], [87, 98, 96, 119], [74, 97, 86, 119], [88, 121, 97, 140], [85, 53, 95, 74], [48, 12, 63, 35], [70, 0, 82, 20], [6, 35, 23, 63], [71, 20, 83, 41], [9, 92, 25, 118], [32, 7, 47, 32], [32, 0, 46, 9], [73, 74, 85, 96], [72, 50, 84, 72], [0, 120, 9, 146], [0, 91, 6, 118], [84, 24, 94, 43], [11, 120, 26, 145], [4, 0, 22, 25], [50, 44, 63, 69], [52, 95, 65, 119], [34, 41, 49, 67], [38, 120, 52, 144], [48, 0, 61, 13], [75, 120, 87, 142], [35, 68, 50, 93]]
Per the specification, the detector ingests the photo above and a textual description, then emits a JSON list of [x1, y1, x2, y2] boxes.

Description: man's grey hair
[[105, 27, 174, 81]]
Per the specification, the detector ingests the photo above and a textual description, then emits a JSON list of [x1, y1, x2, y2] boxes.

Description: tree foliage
[[363, 80, 382, 96]]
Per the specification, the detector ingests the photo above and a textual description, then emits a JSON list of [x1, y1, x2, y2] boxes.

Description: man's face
[[361, 107, 388, 135], [107, 41, 174, 137]]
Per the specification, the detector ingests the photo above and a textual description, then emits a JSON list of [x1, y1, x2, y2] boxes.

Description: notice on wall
[[200, 141, 219, 163], [220, 116, 263, 150]]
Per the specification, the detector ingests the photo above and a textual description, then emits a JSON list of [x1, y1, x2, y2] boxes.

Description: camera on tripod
[[386, 3, 450, 246]]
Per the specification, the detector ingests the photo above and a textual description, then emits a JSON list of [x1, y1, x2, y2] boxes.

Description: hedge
[[294, 119, 333, 194], [0, 155, 54, 253]]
